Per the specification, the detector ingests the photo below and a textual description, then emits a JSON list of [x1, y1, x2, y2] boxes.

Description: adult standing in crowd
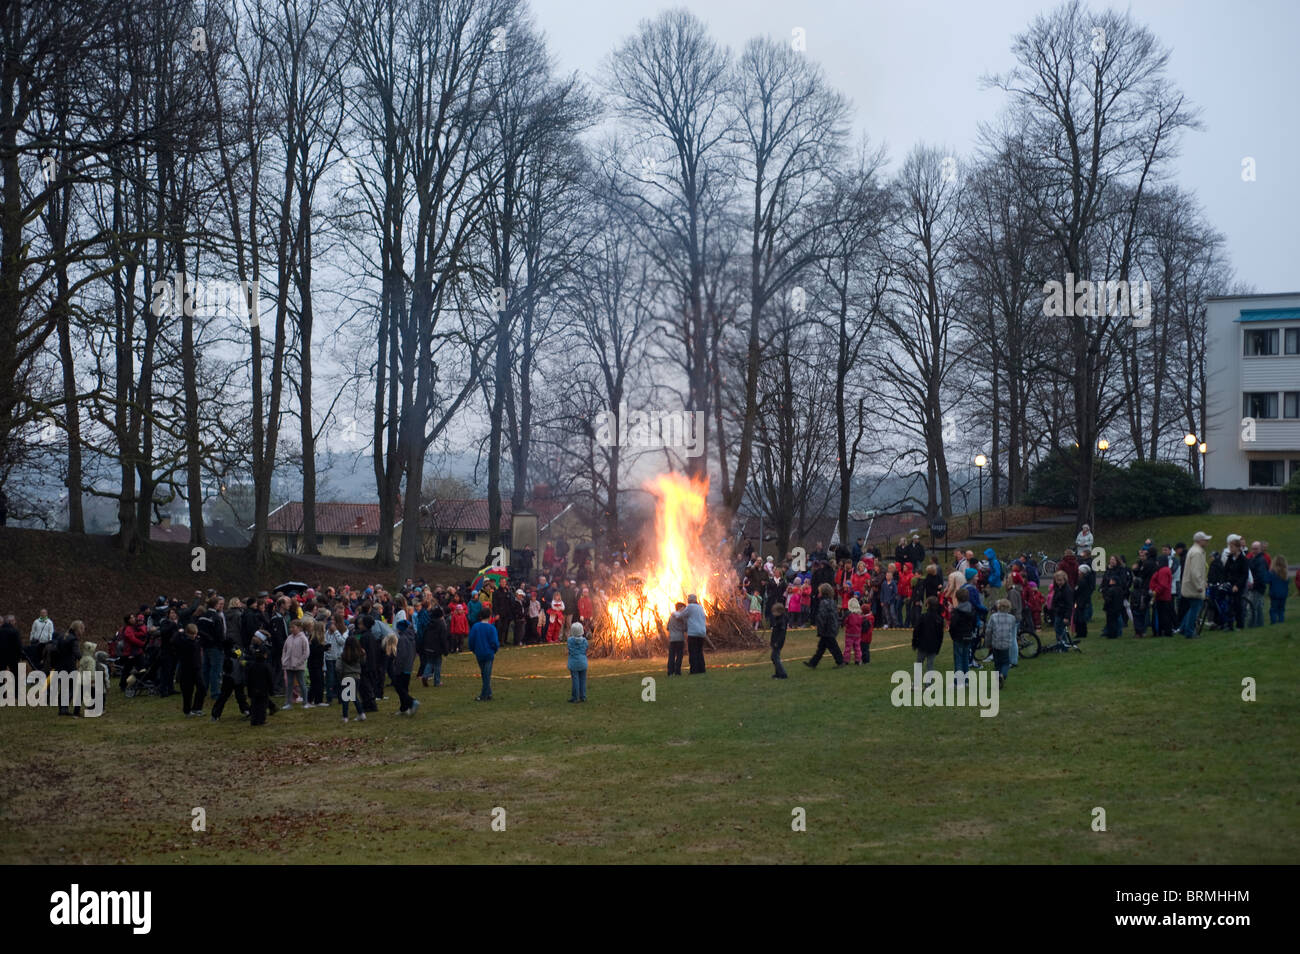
[[1177, 532, 1210, 637], [1075, 523, 1094, 556], [1223, 535, 1249, 630], [29, 609, 53, 670], [911, 595, 944, 673], [1247, 541, 1269, 628], [907, 535, 925, 570], [468, 613, 499, 701], [196, 596, 227, 700], [666, 601, 686, 676], [683, 593, 708, 674], [0, 614, 20, 678]]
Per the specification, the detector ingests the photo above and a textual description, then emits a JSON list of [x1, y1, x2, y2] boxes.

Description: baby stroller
[[1197, 583, 1235, 634]]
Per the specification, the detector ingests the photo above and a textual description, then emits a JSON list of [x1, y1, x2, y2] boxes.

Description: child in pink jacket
[[281, 619, 310, 709], [844, 598, 865, 664], [786, 585, 802, 626]]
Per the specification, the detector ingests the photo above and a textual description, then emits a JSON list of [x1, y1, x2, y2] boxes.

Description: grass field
[[2, 615, 1297, 864]]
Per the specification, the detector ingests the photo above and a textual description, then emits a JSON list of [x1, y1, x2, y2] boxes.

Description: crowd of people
[[1, 525, 1293, 718], [0, 567, 606, 721], [726, 526, 1295, 689]]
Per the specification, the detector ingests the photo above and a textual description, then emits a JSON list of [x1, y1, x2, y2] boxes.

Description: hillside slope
[[0, 528, 465, 644]]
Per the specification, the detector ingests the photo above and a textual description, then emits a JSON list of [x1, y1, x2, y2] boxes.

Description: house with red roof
[[259, 501, 401, 559]]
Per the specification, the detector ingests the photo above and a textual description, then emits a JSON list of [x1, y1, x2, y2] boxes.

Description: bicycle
[[973, 626, 1041, 662]]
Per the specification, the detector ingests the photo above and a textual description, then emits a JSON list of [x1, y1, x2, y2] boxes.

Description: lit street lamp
[[974, 454, 988, 531], [1184, 432, 1197, 476]]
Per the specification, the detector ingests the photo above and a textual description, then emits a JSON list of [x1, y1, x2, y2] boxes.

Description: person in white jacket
[[1075, 525, 1094, 555], [29, 610, 54, 668]]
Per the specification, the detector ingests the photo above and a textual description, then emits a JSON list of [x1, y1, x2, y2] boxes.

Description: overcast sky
[[531, 0, 1299, 293]]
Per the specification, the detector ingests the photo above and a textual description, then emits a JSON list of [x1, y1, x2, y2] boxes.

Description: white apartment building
[[1203, 292, 1300, 501]]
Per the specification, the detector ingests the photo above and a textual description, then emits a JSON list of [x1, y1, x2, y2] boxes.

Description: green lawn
[[2, 614, 1297, 864]]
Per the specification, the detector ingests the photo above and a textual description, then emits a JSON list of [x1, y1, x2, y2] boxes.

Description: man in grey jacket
[[682, 594, 708, 674]]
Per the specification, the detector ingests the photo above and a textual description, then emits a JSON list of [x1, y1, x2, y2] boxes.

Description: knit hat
[[569, 622, 585, 638]]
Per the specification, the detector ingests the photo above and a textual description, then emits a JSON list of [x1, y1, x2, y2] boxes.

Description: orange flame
[[603, 472, 713, 652]]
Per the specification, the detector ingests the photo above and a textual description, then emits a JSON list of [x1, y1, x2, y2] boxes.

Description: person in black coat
[[804, 583, 845, 668], [155, 608, 180, 696], [1223, 539, 1250, 630], [809, 561, 835, 620], [52, 628, 80, 715], [911, 596, 945, 673], [175, 624, 204, 716], [1050, 572, 1075, 648], [768, 601, 789, 678], [764, 574, 785, 625], [244, 636, 276, 727], [360, 616, 385, 710], [1130, 552, 1156, 636], [1100, 558, 1127, 639], [240, 604, 262, 649], [210, 635, 250, 721], [421, 607, 450, 686], [1073, 564, 1095, 640], [0, 615, 21, 679]]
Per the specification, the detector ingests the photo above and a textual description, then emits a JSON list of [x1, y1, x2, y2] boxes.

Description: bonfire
[[590, 473, 764, 659]]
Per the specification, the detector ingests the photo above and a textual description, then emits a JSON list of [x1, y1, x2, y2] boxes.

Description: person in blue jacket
[[984, 548, 1003, 589], [468, 616, 499, 701], [566, 622, 589, 702]]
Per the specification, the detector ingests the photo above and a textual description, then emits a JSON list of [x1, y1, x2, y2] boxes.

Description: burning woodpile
[[589, 473, 765, 659]]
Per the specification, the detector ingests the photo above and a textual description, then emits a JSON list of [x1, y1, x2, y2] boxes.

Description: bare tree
[[605, 8, 734, 480], [988, 0, 1199, 525]]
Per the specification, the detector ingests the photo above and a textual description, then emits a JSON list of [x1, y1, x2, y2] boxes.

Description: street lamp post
[[1184, 432, 1197, 477], [974, 454, 988, 531], [1198, 442, 1208, 488]]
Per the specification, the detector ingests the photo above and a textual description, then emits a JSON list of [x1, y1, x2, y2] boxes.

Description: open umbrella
[[273, 581, 310, 596]]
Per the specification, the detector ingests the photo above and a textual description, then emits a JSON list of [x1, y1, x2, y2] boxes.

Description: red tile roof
[[420, 497, 568, 532], [262, 502, 399, 536]]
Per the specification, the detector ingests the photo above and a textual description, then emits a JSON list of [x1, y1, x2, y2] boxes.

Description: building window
[[1243, 392, 1278, 419], [1248, 460, 1285, 487], [1286, 328, 1300, 354], [339, 535, 351, 548], [315, 534, 324, 546], [365, 535, 377, 547], [1286, 392, 1300, 419], [465, 531, 478, 542], [1292, 460, 1300, 480], [1244, 328, 1279, 356]]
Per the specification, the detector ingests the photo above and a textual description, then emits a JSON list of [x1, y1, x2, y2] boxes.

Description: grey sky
[[531, 0, 1299, 292]]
